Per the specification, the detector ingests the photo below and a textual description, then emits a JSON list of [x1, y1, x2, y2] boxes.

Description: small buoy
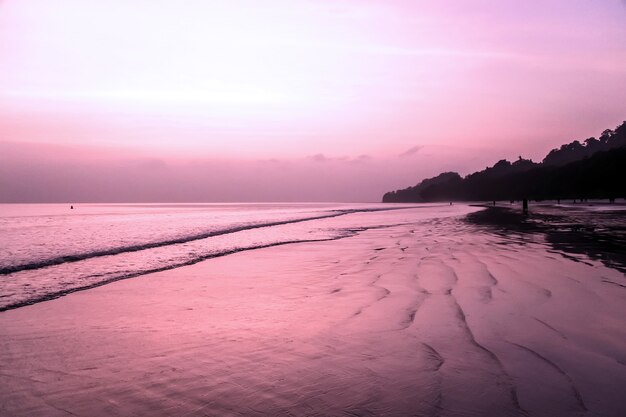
[[70, 205, 74, 209]]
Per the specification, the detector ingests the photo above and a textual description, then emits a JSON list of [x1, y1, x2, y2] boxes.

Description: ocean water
[[0, 202, 445, 311], [2, 202, 624, 312]]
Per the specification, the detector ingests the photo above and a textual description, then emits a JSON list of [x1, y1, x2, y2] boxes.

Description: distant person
[[70, 205, 74, 209], [523, 198, 528, 215]]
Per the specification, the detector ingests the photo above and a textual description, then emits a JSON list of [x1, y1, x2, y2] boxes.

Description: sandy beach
[[1, 207, 625, 417]]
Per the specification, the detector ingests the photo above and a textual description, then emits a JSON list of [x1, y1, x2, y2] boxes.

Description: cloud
[[310, 153, 328, 162], [0, 141, 501, 203], [307, 154, 352, 163], [399, 145, 423, 157]]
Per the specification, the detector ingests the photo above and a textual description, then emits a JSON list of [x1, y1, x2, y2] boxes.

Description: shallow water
[[0, 203, 456, 310], [466, 203, 626, 273]]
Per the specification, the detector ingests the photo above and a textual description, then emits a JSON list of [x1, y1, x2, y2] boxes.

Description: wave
[[0, 236, 351, 312], [0, 207, 410, 276]]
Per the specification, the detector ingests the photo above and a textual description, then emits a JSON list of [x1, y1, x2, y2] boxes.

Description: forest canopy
[[383, 121, 626, 202]]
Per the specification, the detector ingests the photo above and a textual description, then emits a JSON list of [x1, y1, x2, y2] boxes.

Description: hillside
[[383, 121, 626, 203]]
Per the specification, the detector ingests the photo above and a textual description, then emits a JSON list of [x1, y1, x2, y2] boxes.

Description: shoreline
[[466, 204, 626, 274], [0, 203, 439, 313], [0, 237, 345, 313], [1, 209, 625, 416]]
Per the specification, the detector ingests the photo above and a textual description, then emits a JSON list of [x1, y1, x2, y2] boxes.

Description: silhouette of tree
[[383, 121, 626, 203]]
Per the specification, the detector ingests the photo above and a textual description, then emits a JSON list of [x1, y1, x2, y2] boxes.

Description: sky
[[1, 0, 625, 202]]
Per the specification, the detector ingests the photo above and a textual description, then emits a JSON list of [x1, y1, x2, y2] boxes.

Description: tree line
[[383, 121, 626, 203]]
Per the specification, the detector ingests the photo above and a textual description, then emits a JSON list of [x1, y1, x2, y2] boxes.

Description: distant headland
[[383, 121, 626, 203]]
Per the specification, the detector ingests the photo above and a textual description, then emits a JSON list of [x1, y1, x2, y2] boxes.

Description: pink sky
[[1, 0, 625, 202]]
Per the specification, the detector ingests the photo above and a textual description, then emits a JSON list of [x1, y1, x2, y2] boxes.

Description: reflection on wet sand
[[0, 206, 625, 416]]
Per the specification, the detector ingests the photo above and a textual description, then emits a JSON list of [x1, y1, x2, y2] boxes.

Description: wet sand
[[1, 209, 625, 416]]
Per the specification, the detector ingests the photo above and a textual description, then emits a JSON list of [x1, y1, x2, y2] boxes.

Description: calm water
[[3, 202, 624, 312], [0, 202, 430, 311]]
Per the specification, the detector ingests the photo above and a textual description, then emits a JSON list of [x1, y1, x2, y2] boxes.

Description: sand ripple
[[1, 209, 625, 416]]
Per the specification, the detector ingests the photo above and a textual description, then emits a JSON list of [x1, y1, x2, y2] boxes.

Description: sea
[[0, 202, 433, 311], [3, 201, 624, 312]]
